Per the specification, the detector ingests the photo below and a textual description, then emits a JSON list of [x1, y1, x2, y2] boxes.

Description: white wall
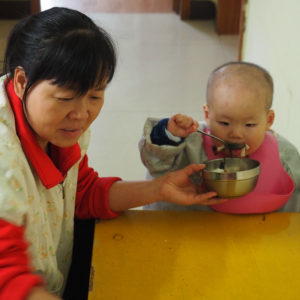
[[242, 0, 300, 150]]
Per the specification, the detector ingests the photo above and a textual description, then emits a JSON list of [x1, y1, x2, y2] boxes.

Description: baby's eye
[[218, 121, 229, 126], [246, 123, 256, 127]]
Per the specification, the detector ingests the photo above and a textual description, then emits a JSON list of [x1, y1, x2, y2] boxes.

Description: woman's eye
[[56, 97, 74, 101], [90, 96, 102, 100]]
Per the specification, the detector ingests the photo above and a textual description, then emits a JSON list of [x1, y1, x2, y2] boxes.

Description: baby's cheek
[[247, 141, 260, 155]]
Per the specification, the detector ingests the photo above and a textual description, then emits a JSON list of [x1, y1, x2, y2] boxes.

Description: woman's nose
[[69, 99, 89, 119]]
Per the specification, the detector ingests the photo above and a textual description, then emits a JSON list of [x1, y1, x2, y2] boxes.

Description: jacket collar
[[5, 79, 81, 189]]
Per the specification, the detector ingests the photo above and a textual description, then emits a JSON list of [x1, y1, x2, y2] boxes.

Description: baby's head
[[203, 62, 275, 157]]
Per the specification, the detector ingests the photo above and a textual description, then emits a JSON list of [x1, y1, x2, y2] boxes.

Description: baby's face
[[204, 80, 274, 157]]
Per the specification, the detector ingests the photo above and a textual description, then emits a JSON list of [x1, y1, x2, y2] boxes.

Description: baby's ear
[[203, 104, 210, 122], [266, 109, 275, 130]]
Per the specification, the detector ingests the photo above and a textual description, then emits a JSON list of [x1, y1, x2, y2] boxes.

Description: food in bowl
[[202, 158, 260, 198]]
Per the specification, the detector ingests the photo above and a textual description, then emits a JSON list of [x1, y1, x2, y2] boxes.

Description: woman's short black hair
[[3, 7, 117, 98]]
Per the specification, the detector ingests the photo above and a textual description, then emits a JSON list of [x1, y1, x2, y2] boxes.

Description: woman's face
[[15, 73, 105, 150]]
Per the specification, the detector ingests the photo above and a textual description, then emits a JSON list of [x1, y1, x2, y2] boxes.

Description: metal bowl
[[202, 158, 260, 198]]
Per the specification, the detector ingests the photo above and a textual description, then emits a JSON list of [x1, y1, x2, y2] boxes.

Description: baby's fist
[[167, 114, 198, 137]]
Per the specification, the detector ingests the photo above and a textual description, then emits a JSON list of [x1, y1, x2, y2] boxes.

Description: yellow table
[[88, 211, 300, 300]]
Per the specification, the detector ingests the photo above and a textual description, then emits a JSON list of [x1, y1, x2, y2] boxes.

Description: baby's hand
[[167, 113, 198, 138]]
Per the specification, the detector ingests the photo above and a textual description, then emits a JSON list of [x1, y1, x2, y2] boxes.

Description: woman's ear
[[13, 68, 28, 99], [266, 109, 275, 130], [203, 104, 210, 124]]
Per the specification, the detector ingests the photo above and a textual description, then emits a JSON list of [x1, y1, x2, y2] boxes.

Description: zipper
[[60, 181, 65, 199]]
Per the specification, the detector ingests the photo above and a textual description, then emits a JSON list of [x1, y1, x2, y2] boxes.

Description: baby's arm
[[139, 115, 199, 178], [276, 133, 300, 212]]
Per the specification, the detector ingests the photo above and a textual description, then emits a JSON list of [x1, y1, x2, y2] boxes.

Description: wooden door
[[216, 0, 242, 34], [31, 0, 41, 13], [238, 0, 247, 61]]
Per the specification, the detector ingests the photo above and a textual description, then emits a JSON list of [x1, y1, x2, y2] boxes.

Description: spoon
[[197, 129, 245, 150]]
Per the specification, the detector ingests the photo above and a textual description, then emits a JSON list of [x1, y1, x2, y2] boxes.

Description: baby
[[139, 62, 300, 213]]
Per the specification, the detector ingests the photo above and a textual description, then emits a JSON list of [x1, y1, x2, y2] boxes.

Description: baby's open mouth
[[217, 143, 250, 157]]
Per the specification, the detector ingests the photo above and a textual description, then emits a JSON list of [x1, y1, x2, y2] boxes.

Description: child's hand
[[167, 114, 198, 138]]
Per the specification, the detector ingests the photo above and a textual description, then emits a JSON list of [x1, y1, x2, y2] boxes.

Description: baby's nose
[[229, 127, 244, 139]]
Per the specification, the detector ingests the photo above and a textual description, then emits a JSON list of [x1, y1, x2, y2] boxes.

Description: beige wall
[[242, 0, 300, 150]]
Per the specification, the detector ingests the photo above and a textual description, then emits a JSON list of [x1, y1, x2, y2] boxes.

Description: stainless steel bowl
[[202, 158, 260, 198]]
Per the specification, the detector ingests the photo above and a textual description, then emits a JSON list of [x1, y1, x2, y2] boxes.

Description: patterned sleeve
[[276, 132, 300, 212], [138, 118, 208, 178], [138, 117, 188, 178]]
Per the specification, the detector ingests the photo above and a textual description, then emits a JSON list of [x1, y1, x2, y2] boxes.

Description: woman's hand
[[167, 113, 198, 138], [154, 164, 227, 206], [26, 286, 61, 300], [109, 164, 227, 212]]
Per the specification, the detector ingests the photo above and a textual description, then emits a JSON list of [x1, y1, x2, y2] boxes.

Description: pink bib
[[202, 131, 295, 214]]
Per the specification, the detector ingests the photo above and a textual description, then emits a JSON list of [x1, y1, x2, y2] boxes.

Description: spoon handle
[[197, 129, 225, 144]]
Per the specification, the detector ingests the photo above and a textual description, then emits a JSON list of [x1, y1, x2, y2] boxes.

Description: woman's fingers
[[193, 194, 228, 205], [180, 163, 206, 176]]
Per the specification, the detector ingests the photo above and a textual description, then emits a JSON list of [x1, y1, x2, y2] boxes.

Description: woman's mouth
[[60, 128, 82, 138]]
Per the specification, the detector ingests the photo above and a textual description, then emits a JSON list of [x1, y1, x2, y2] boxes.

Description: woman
[[0, 7, 224, 299]]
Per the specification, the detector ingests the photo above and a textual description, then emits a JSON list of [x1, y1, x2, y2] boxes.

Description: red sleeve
[[75, 154, 122, 219], [0, 219, 43, 300]]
